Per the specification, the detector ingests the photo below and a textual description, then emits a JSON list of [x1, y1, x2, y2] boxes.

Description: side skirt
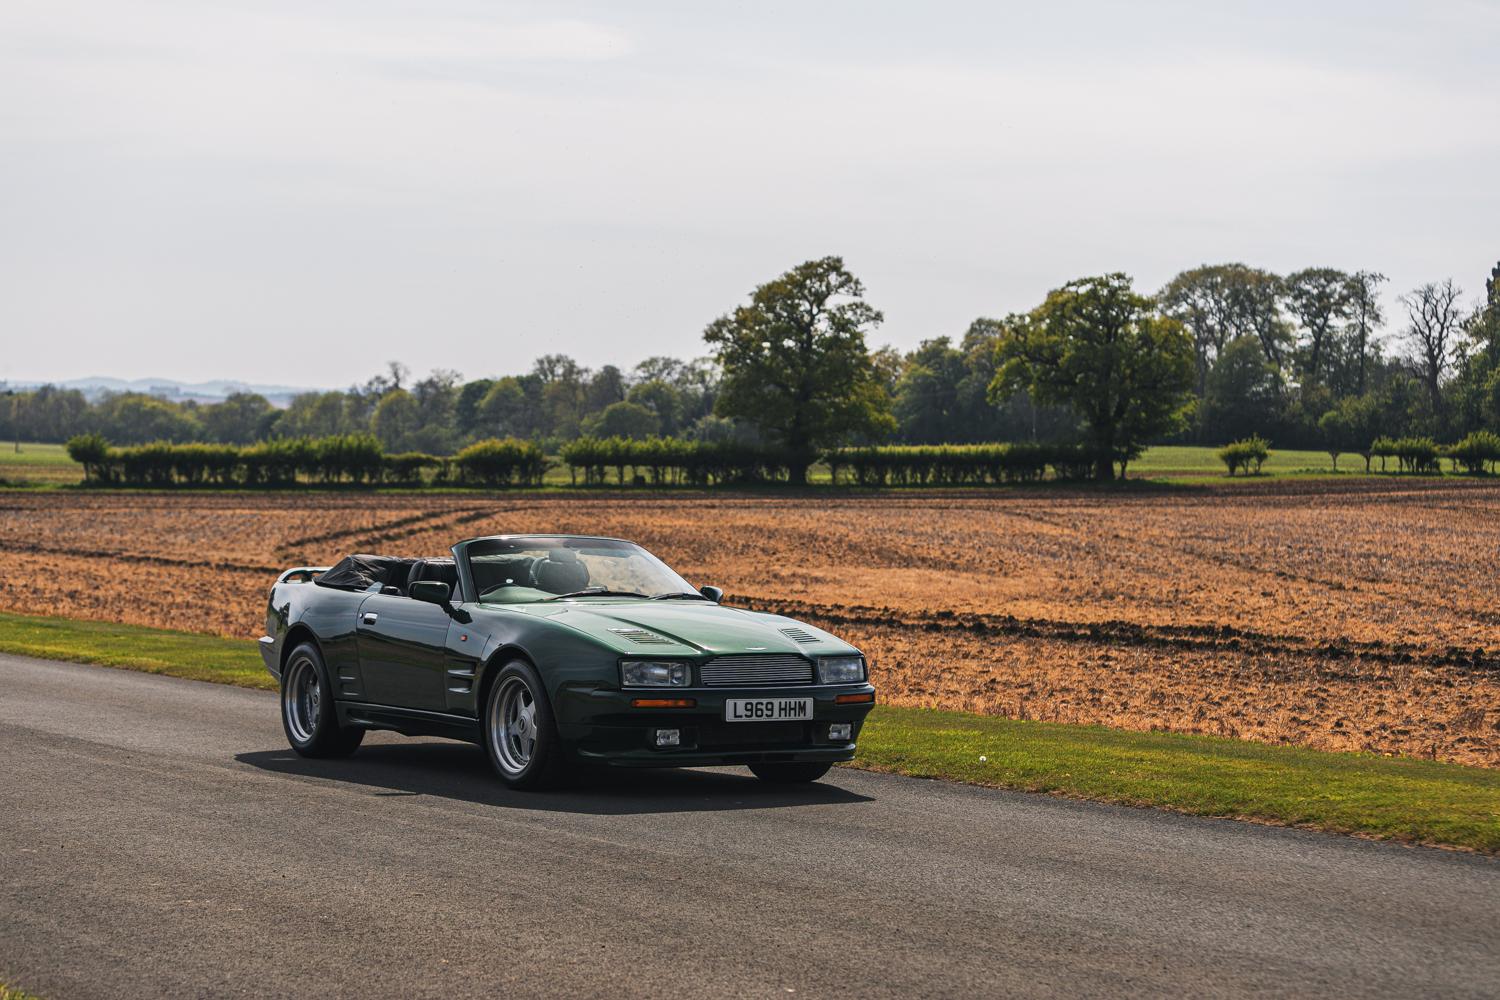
[[336, 701, 482, 743]]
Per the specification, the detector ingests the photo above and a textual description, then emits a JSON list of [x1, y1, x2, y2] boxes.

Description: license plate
[[724, 697, 814, 722]]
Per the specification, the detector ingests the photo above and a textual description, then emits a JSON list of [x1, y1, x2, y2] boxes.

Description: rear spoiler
[[278, 566, 330, 584]]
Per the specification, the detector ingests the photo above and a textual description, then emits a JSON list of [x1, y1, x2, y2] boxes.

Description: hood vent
[[779, 626, 818, 644], [609, 627, 673, 646]]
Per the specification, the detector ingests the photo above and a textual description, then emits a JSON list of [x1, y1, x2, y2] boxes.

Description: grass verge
[[0, 611, 274, 690], [1, 982, 44, 1000], [858, 708, 1500, 852], [2, 610, 1496, 852]]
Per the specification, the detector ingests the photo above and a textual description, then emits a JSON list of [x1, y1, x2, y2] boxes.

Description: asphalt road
[[2, 654, 1498, 999]]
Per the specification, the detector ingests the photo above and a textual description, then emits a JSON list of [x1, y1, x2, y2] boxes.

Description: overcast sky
[[2, 0, 1497, 388]]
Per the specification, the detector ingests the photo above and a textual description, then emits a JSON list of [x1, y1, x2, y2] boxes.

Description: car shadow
[[234, 740, 875, 815]]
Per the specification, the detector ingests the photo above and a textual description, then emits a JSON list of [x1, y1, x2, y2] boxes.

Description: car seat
[[533, 548, 589, 594], [407, 558, 460, 598]]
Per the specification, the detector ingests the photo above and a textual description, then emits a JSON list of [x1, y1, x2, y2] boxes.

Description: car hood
[[495, 600, 859, 657]]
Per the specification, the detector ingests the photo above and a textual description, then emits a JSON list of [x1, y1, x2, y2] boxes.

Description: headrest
[[408, 559, 459, 590], [547, 547, 580, 563], [535, 552, 589, 594]]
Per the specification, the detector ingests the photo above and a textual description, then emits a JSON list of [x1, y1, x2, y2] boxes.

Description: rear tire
[[748, 762, 832, 784], [280, 642, 364, 758], [482, 660, 567, 790]]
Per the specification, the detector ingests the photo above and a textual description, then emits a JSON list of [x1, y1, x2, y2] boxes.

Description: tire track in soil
[[271, 506, 513, 558], [0, 509, 519, 578]]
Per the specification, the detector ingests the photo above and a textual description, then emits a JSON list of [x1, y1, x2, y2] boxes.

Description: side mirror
[[410, 581, 451, 606], [699, 585, 724, 603]]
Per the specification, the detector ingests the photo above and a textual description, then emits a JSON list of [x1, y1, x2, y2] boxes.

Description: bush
[[383, 452, 441, 485], [1392, 436, 1440, 474], [1446, 431, 1500, 475], [454, 438, 547, 487], [1217, 435, 1271, 476], [65, 433, 111, 483], [316, 434, 385, 483], [1371, 436, 1397, 473]]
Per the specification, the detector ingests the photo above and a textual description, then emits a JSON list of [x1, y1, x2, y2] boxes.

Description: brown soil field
[[2, 480, 1498, 766]]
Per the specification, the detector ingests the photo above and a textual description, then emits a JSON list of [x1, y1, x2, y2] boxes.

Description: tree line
[[10, 255, 1500, 483]]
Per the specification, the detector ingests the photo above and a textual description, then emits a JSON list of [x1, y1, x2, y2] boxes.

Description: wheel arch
[[476, 643, 538, 716], [280, 623, 321, 671]]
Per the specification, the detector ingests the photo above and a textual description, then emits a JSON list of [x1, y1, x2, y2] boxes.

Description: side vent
[[609, 627, 674, 646], [779, 626, 818, 644]]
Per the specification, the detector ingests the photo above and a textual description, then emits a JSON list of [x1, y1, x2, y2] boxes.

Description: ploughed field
[[2, 480, 1497, 766]]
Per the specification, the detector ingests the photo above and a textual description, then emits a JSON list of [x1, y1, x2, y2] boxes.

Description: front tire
[[749, 762, 832, 784], [482, 660, 566, 789], [280, 642, 364, 758]]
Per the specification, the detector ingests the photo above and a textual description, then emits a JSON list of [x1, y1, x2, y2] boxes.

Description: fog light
[[829, 722, 853, 741], [654, 728, 681, 748]]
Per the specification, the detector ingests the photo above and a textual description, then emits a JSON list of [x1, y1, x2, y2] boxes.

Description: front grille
[[700, 654, 813, 686]]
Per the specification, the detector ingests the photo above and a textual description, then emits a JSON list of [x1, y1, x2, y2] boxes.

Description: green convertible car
[[260, 534, 876, 789]]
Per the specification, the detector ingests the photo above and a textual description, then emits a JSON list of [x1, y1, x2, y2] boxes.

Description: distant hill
[[3, 376, 323, 406]]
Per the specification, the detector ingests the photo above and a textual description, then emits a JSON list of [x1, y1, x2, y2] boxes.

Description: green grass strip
[[858, 708, 1500, 852], [0, 611, 274, 690], [1, 610, 1496, 851]]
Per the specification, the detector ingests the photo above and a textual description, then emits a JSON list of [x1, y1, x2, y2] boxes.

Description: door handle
[[361, 612, 379, 625]]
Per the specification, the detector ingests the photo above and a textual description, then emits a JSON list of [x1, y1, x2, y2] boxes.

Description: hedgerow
[[64, 434, 540, 487], [453, 438, 547, 487], [559, 437, 790, 486], [824, 443, 1096, 486]]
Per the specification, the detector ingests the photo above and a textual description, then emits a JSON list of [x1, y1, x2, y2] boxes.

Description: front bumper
[[554, 682, 877, 767]]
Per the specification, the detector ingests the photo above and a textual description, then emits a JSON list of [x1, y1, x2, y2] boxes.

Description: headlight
[[620, 660, 691, 687], [817, 655, 866, 684]]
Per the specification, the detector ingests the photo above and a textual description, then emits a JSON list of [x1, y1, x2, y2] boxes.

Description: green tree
[[1159, 264, 1290, 396], [1319, 394, 1383, 471], [989, 274, 1195, 480], [477, 377, 533, 439], [584, 365, 628, 414], [93, 393, 202, 444], [1200, 335, 1283, 442], [407, 369, 460, 453], [627, 380, 686, 436], [704, 256, 895, 483], [1343, 271, 1387, 395], [454, 378, 495, 437], [582, 400, 659, 439], [279, 391, 355, 438], [1449, 262, 1500, 434], [1158, 265, 1243, 395], [1284, 267, 1352, 388], [893, 337, 970, 443], [371, 388, 419, 450], [201, 392, 273, 444]]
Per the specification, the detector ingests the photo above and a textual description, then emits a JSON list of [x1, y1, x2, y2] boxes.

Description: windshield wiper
[[543, 588, 651, 601], [650, 592, 710, 600]]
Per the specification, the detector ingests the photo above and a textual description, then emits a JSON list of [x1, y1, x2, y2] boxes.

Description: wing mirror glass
[[699, 585, 724, 603], [410, 581, 451, 605]]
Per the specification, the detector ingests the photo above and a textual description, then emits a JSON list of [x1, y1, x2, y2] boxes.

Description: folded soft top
[[314, 554, 418, 592]]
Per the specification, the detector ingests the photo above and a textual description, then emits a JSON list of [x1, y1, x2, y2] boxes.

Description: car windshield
[[465, 536, 698, 604]]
